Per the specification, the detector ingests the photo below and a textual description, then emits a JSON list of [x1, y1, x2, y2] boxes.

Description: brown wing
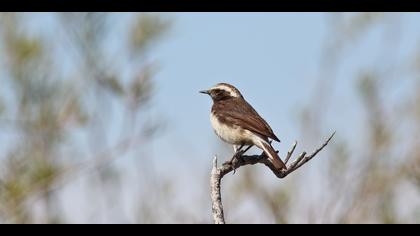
[[213, 99, 280, 142]]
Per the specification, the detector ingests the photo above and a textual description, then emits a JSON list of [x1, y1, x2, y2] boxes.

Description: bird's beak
[[199, 90, 210, 95]]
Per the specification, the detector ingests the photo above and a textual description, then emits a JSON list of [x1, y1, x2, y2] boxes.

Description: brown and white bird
[[200, 83, 286, 170]]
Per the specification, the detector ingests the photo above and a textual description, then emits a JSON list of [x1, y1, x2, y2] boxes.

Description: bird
[[200, 83, 286, 170]]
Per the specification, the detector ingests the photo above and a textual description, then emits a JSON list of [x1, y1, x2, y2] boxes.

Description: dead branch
[[210, 157, 225, 224], [210, 131, 335, 224]]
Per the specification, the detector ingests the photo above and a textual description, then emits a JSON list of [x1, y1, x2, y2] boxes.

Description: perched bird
[[200, 83, 286, 170]]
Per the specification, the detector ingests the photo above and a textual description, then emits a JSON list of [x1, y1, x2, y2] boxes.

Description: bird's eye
[[216, 90, 225, 96]]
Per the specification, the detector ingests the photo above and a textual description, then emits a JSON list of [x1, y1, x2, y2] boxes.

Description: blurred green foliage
[[297, 13, 420, 223], [130, 14, 171, 53], [0, 13, 171, 223]]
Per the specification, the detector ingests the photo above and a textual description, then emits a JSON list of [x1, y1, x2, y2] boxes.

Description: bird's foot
[[230, 150, 244, 174]]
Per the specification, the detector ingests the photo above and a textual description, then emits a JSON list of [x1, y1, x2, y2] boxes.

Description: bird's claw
[[230, 150, 244, 175]]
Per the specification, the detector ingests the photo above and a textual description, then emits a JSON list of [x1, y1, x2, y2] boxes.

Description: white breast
[[210, 113, 253, 145]]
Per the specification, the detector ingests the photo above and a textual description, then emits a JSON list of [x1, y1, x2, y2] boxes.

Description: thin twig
[[289, 152, 307, 170], [284, 141, 297, 164], [295, 131, 336, 169]]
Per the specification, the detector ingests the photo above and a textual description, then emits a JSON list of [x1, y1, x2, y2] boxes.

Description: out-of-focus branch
[[210, 132, 335, 224], [0, 133, 144, 223]]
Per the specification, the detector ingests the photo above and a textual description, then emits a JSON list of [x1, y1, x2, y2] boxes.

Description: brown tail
[[261, 141, 286, 170]]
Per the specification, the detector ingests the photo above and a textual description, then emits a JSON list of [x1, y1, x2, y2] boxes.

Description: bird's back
[[211, 98, 280, 142]]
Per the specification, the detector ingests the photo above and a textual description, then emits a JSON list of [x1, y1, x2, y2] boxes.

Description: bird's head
[[199, 83, 243, 102]]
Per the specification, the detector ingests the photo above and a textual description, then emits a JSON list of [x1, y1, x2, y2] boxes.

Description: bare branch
[[284, 141, 297, 164], [210, 156, 225, 224], [289, 152, 307, 170], [210, 131, 335, 224]]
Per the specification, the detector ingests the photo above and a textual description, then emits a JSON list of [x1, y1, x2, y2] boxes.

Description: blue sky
[[148, 13, 420, 169], [151, 13, 328, 165]]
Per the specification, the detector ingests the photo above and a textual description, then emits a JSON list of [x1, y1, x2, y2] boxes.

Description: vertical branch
[[210, 156, 225, 224]]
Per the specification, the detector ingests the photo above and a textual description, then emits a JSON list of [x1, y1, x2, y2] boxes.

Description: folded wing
[[214, 99, 280, 142]]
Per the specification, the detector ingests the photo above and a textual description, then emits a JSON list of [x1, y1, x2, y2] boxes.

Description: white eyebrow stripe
[[211, 84, 240, 97]]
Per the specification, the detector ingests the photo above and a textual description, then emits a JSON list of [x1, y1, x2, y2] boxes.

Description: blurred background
[[0, 12, 419, 224]]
